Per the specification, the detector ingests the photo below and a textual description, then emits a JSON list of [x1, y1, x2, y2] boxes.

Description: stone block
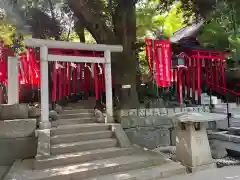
[[171, 129, 176, 146], [121, 117, 132, 129], [0, 119, 36, 138], [212, 107, 227, 114], [0, 104, 28, 120], [201, 96, 211, 105], [174, 107, 182, 113], [152, 108, 161, 116], [166, 108, 175, 116], [0, 137, 37, 166], [118, 109, 129, 117], [28, 107, 41, 118], [138, 109, 147, 116], [111, 124, 131, 148], [155, 128, 171, 147], [211, 96, 218, 105], [125, 127, 170, 149], [153, 116, 172, 127], [120, 117, 144, 129], [202, 106, 210, 113], [216, 119, 229, 130], [144, 118, 154, 126], [35, 129, 50, 160], [207, 121, 217, 130], [128, 109, 138, 116], [209, 140, 227, 159], [0, 166, 9, 180], [146, 109, 154, 116], [229, 127, 240, 135], [121, 116, 172, 129]]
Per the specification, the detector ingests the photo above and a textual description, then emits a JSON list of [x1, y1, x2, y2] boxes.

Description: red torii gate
[[0, 43, 107, 104], [145, 38, 229, 105], [179, 49, 228, 104]]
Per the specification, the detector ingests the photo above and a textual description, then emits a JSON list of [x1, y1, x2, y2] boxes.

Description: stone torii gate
[[20, 38, 123, 129]]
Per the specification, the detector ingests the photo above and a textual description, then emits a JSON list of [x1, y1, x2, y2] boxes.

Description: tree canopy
[[1, 0, 240, 107]]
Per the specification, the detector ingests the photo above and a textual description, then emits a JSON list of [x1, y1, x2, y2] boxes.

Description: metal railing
[[206, 81, 240, 128]]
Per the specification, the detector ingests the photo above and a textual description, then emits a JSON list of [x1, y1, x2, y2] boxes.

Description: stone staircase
[[4, 106, 186, 180], [200, 93, 240, 129], [200, 93, 240, 153]]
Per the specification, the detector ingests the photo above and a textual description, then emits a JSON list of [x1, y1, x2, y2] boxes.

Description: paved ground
[[160, 166, 240, 180]]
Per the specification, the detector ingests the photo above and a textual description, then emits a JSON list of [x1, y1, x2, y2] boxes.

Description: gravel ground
[[153, 146, 240, 168]]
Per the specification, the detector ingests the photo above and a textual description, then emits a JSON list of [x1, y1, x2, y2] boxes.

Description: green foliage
[[137, 1, 185, 74], [198, 21, 230, 49], [136, 0, 160, 38], [0, 22, 15, 45], [197, 0, 240, 60], [158, 2, 185, 38], [136, 1, 185, 39]]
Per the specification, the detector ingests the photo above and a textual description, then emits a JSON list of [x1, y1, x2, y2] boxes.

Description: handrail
[[207, 81, 240, 128], [206, 81, 240, 96]]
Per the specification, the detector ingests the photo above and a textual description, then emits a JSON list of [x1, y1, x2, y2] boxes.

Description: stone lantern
[[171, 112, 226, 173]]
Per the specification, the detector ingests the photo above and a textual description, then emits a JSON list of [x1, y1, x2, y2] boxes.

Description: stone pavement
[[159, 166, 240, 180]]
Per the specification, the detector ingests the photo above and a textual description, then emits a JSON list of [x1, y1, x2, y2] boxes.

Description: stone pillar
[[104, 50, 113, 123], [34, 129, 51, 169], [173, 112, 225, 173], [8, 56, 19, 104], [40, 46, 51, 129]]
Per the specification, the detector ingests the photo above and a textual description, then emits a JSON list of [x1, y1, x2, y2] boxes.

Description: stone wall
[[118, 106, 212, 149], [0, 119, 37, 166]]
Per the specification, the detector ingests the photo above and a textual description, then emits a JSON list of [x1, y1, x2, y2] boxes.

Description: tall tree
[[2, 0, 228, 108], [67, 0, 139, 108]]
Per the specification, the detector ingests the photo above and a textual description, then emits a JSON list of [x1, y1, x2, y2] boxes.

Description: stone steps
[[51, 138, 117, 155], [35, 147, 137, 169], [84, 162, 186, 180], [51, 124, 111, 136], [60, 109, 94, 114], [59, 112, 94, 119], [51, 131, 113, 144], [18, 153, 167, 180], [229, 127, 240, 135], [4, 106, 187, 180], [52, 117, 95, 127]]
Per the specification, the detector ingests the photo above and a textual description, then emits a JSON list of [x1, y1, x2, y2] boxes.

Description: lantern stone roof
[[170, 112, 226, 123]]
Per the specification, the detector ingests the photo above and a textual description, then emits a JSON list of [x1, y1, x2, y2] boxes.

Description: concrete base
[[209, 131, 240, 153], [187, 163, 216, 173], [35, 129, 51, 161], [39, 122, 51, 129], [111, 124, 131, 148], [0, 119, 36, 138], [0, 166, 10, 180], [0, 119, 37, 166], [105, 115, 114, 123], [0, 137, 37, 166]]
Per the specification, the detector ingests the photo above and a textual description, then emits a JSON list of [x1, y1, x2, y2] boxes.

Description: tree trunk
[[67, 0, 139, 108], [112, 2, 139, 108], [75, 21, 86, 43]]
